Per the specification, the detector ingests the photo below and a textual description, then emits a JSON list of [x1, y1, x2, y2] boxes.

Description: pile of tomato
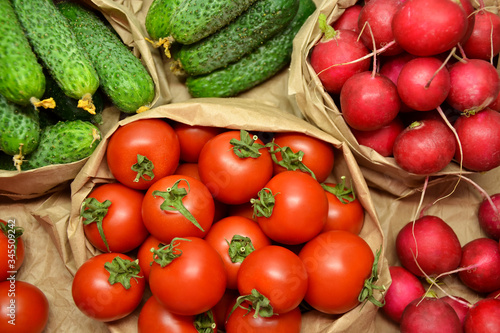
[[71, 118, 384, 332]]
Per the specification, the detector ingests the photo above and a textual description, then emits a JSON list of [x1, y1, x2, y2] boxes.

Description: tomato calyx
[[229, 289, 274, 319], [321, 176, 356, 204], [358, 247, 386, 308], [194, 310, 217, 333], [151, 237, 191, 268], [104, 256, 143, 290], [131, 154, 155, 182], [152, 179, 205, 232], [251, 187, 279, 219], [0, 222, 23, 258], [80, 197, 112, 252], [229, 130, 266, 158], [226, 235, 256, 263], [266, 141, 317, 180]]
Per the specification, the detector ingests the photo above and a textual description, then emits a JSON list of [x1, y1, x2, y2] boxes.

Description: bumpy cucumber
[[145, 0, 183, 48], [12, 0, 99, 113], [169, 0, 259, 45], [186, 0, 316, 97], [174, 0, 300, 76], [24, 120, 101, 169], [58, 2, 155, 114]]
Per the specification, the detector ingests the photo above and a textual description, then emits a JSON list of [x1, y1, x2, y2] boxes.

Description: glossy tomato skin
[[256, 171, 328, 245], [142, 175, 215, 243], [198, 130, 273, 205], [323, 183, 365, 234], [270, 132, 335, 183], [82, 183, 149, 253], [72, 253, 145, 322], [204, 216, 272, 289], [173, 122, 224, 163], [136, 235, 163, 283], [298, 230, 374, 314], [174, 162, 201, 180], [149, 237, 227, 316], [0, 219, 25, 282], [106, 119, 180, 190], [0, 280, 49, 333]]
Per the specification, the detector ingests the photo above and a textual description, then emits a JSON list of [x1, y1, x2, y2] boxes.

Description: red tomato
[[237, 245, 308, 314], [81, 183, 149, 253], [298, 230, 375, 314], [226, 202, 256, 221], [0, 280, 49, 333], [172, 122, 224, 163], [149, 237, 227, 316], [106, 119, 180, 190], [212, 288, 239, 329], [204, 216, 272, 289], [269, 132, 335, 183], [254, 171, 328, 245], [142, 175, 215, 243], [198, 130, 273, 205], [322, 181, 365, 234], [174, 162, 201, 180], [138, 296, 216, 333], [72, 252, 145, 322], [136, 235, 163, 283], [0, 219, 24, 282]]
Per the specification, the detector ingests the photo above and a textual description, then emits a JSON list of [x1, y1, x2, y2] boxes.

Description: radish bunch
[[310, 0, 500, 174]]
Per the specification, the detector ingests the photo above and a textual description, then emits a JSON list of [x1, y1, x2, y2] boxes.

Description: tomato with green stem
[[0, 219, 24, 282], [172, 122, 224, 163], [136, 234, 163, 283]]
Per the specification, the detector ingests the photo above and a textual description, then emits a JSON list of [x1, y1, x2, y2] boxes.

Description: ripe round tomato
[[174, 162, 201, 180], [322, 182, 365, 234], [81, 183, 149, 253], [0, 280, 49, 333], [148, 237, 227, 316], [298, 230, 375, 314], [72, 252, 145, 322], [0, 219, 24, 282], [198, 130, 273, 205], [136, 235, 163, 283], [254, 171, 328, 245], [237, 245, 308, 314], [269, 132, 335, 183], [142, 175, 215, 243], [204, 216, 272, 289], [172, 122, 224, 163], [106, 119, 180, 190]]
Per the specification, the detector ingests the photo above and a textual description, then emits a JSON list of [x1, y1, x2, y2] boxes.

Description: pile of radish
[[310, 0, 500, 175]]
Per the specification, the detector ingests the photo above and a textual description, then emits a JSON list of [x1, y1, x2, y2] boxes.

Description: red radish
[[339, 71, 401, 131], [350, 116, 404, 157], [357, 0, 404, 56], [446, 58, 500, 113], [391, 0, 471, 56], [395, 215, 462, 278], [397, 57, 451, 111], [463, 298, 500, 333], [487, 289, 500, 299], [393, 119, 456, 175], [458, 237, 500, 293], [440, 295, 472, 328], [400, 297, 462, 333], [478, 193, 500, 240], [382, 266, 426, 323], [462, 9, 500, 61], [310, 15, 371, 95], [379, 53, 416, 85], [487, 90, 500, 111], [453, 108, 500, 172], [332, 5, 363, 33]]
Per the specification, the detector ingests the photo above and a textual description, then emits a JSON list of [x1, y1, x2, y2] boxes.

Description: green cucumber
[[57, 1, 155, 114], [145, 0, 183, 53], [24, 120, 101, 170], [12, 0, 99, 114], [186, 0, 316, 97], [0, 0, 46, 107], [174, 0, 300, 76]]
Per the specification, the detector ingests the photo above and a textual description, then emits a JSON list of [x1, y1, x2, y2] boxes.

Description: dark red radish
[[397, 57, 451, 111], [440, 295, 472, 328], [458, 237, 500, 294], [332, 4, 363, 33], [400, 297, 462, 333], [339, 71, 401, 131], [487, 90, 500, 111], [380, 53, 417, 112], [462, 9, 500, 61], [463, 298, 500, 333], [395, 215, 462, 278], [357, 0, 404, 56], [392, 0, 471, 56], [310, 16, 371, 95], [382, 266, 426, 323], [487, 289, 500, 299], [453, 108, 500, 172], [350, 116, 404, 157], [446, 58, 500, 113], [478, 193, 500, 240], [393, 119, 456, 175]]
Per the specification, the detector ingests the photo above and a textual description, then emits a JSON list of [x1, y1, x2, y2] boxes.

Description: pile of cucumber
[[0, 0, 156, 171], [146, 0, 316, 97]]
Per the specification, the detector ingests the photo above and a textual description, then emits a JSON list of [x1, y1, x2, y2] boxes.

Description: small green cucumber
[[24, 120, 101, 169], [0, 0, 46, 107], [145, 0, 183, 52], [174, 0, 300, 76], [12, 0, 99, 113], [186, 0, 316, 97], [58, 1, 155, 114]]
